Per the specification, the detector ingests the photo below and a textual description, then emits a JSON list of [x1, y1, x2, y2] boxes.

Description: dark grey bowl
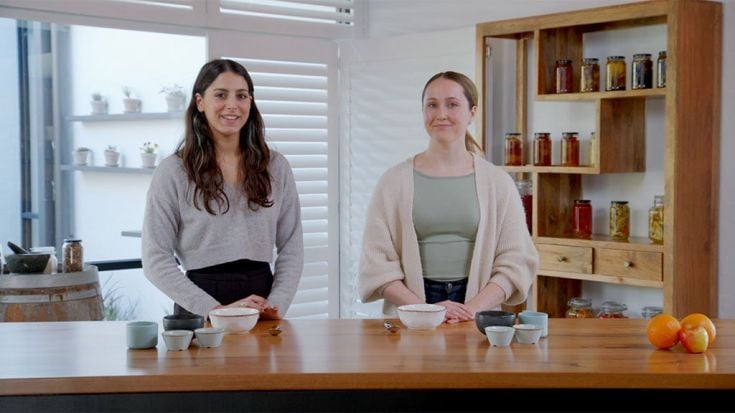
[[5, 253, 50, 274], [475, 310, 516, 334], [163, 314, 204, 331]]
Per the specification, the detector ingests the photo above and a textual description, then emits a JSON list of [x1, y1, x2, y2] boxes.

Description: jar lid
[[600, 301, 628, 312], [567, 297, 592, 308], [534, 132, 551, 137], [633, 53, 652, 59], [505, 132, 521, 137], [582, 58, 599, 64], [63, 239, 82, 243], [562, 132, 578, 137], [556, 59, 572, 64], [658, 50, 667, 57], [641, 306, 663, 318], [611, 200, 628, 205], [574, 199, 591, 204], [607, 55, 625, 60]]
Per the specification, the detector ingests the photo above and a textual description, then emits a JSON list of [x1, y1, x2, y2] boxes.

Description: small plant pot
[[104, 151, 121, 167], [165, 95, 185, 112], [123, 98, 142, 113], [90, 100, 108, 115], [74, 150, 91, 166], [140, 152, 157, 168]]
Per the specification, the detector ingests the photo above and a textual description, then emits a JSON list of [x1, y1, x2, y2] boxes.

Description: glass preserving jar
[[561, 132, 580, 166], [609, 201, 630, 241], [588, 131, 597, 167], [580, 58, 600, 92], [504, 133, 523, 166], [555, 59, 573, 93], [649, 195, 664, 244], [516, 179, 533, 234], [605, 56, 626, 91], [566, 297, 595, 318], [572, 199, 592, 239], [62, 239, 84, 273], [632, 53, 653, 89], [533, 132, 552, 166], [598, 301, 628, 319], [641, 306, 663, 319], [656, 50, 667, 88]]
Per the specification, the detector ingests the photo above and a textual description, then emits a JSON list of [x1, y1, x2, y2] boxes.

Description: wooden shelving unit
[[476, 0, 721, 317]]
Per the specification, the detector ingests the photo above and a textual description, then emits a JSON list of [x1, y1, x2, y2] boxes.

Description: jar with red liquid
[[561, 132, 580, 166], [504, 133, 523, 166], [572, 199, 592, 239], [533, 132, 552, 166], [598, 301, 628, 319], [555, 59, 573, 93], [515, 179, 532, 234]]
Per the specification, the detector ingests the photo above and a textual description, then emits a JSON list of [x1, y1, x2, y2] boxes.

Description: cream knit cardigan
[[358, 153, 538, 315]]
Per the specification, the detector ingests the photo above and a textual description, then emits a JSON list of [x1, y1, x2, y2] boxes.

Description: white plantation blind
[[219, 0, 353, 25], [228, 56, 333, 318]]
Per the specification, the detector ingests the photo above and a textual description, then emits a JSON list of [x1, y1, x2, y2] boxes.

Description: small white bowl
[[209, 307, 259, 334], [162, 329, 193, 351], [194, 327, 225, 348], [485, 326, 515, 347], [514, 323, 543, 344], [397, 304, 446, 330]]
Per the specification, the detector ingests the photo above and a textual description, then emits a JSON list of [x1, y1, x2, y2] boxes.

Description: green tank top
[[412, 170, 479, 282]]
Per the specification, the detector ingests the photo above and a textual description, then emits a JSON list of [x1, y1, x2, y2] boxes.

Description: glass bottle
[[598, 301, 628, 319], [566, 297, 595, 318], [588, 131, 597, 167], [516, 179, 533, 234], [504, 133, 523, 166], [572, 199, 592, 239], [609, 201, 630, 241], [642, 306, 663, 319], [561, 132, 580, 166], [580, 58, 600, 92], [605, 56, 626, 91], [62, 239, 84, 273], [533, 132, 552, 166], [632, 53, 653, 89], [648, 195, 664, 244], [656, 51, 667, 88], [555, 59, 573, 93]]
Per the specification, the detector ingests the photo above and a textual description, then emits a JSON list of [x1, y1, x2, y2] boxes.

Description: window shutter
[[218, 0, 354, 25]]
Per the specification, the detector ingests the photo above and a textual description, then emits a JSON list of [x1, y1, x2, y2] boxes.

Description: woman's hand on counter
[[437, 300, 474, 323]]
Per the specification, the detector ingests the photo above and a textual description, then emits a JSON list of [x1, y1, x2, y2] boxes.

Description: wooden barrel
[[0, 266, 104, 322]]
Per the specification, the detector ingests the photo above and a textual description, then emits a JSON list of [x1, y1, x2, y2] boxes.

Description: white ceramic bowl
[[397, 304, 446, 330], [162, 329, 193, 351], [514, 323, 543, 344], [485, 326, 515, 347], [194, 327, 225, 348], [209, 307, 259, 334]]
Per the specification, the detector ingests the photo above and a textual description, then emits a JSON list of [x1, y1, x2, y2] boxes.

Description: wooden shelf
[[536, 88, 666, 101], [534, 235, 664, 253], [61, 165, 155, 175], [537, 270, 663, 289], [504, 165, 599, 174], [67, 111, 183, 122]]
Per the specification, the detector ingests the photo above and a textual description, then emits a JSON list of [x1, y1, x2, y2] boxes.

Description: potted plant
[[104, 145, 121, 167], [160, 84, 186, 112], [90, 92, 108, 115], [73, 147, 92, 166], [122, 86, 142, 113], [140, 141, 158, 168]]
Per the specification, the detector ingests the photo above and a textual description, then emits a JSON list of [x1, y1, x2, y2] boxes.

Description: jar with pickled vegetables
[[641, 306, 663, 319], [561, 132, 580, 166], [504, 133, 523, 166], [533, 132, 552, 166], [555, 59, 573, 93], [648, 195, 664, 244], [606, 56, 626, 91], [566, 297, 595, 318], [632, 53, 653, 89], [580, 58, 600, 92], [609, 201, 630, 241], [656, 51, 667, 88], [598, 301, 628, 319]]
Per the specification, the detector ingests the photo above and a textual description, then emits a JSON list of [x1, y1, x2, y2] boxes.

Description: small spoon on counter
[[383, 320, 400, 334], [268, 325, 283, 336]]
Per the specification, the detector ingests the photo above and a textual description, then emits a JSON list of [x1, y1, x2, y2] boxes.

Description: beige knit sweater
[[358, 153, 538, 315]]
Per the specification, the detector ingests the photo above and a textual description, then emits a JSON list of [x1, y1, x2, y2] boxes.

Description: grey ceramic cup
[[518, 311, 549, 338], [126, 321, 158, 349]]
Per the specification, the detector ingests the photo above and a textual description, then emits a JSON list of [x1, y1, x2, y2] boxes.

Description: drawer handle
[[557, 256, 567, 263], [624, 261, 634, 268]]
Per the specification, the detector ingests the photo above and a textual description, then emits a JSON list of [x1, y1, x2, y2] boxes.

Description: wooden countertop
[[1, 318, 734, 396]]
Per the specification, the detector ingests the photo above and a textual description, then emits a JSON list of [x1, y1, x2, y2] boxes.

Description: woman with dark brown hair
[[143, 59, 303, 319]]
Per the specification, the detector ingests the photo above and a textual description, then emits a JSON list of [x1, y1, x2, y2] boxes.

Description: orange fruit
[[680, 313, 716, 345], [646, 314, 681, 349]]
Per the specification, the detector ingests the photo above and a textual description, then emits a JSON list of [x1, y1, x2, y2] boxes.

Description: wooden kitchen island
[[1, 318, 733, 411]]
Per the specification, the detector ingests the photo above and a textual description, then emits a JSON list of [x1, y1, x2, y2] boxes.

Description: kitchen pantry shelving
[[476, 0, 721, 317]]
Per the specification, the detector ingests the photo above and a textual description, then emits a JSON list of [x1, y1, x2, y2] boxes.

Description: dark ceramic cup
[[162, 314, 205, 331], [475, 310, 516, 335]]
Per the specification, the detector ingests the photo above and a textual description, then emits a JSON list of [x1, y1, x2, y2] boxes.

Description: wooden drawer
[[594, 248, 662, 282], [537, 244, 592, 274]]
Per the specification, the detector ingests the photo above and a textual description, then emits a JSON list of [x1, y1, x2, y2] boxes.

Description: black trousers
[[174, 259, 273, 316]]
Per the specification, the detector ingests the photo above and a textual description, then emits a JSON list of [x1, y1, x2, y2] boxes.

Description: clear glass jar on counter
[[632, 53, 653, 89], [555, 59, 573, 93], [62, 239, 84, 273], [561, 132, 580, 166], [605, 56, 626, 91], [656, 51, 667, 88], [580, 58, 600, 92], [648, 195, 664, 244], [572, 199, 592, 239], [566, 297, 595, 318], [533, 132, 552, 166], [30, 246, 58, 274], [609, 201, 630, 241], [504, 133, 523, 166], [516, 179, 533, 234], [641, 306, 663, 319], [598, 301, 628, 319], [588, 131, 597, 167]]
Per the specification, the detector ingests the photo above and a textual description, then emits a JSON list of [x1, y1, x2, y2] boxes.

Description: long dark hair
[[422, 71, 483, 154], [176, 59, 272, 213]]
